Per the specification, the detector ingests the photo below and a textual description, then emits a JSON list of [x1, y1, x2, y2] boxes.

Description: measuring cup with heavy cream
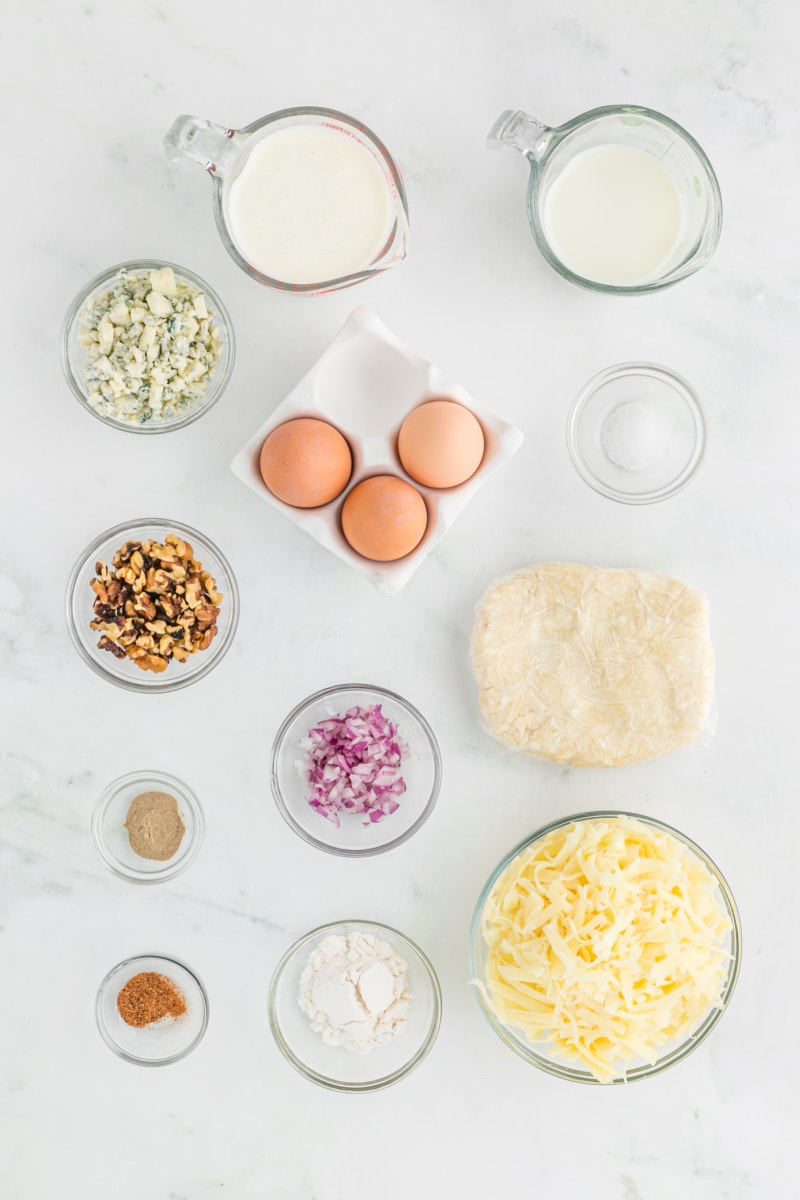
[[165, 108, 409, 294], [489, 106, 722, 294]]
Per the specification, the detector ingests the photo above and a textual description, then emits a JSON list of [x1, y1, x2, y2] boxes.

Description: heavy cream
[[542, 144, 684, 286], [226, 125, 393, 284]]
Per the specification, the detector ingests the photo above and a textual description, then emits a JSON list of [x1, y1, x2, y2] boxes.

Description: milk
[[542, 145, 684, 286], [226, 126, 393, 284]]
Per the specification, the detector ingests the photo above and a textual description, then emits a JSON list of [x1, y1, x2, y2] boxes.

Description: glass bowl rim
[[65, 516, 240, 694], [468, 809, 742, 1085], [267, 918, 443, 1092], [270, 683, 442, 857], [91, 768, 205, 884], [95, 952, 210, 1066], [565, 360, 707, 504], [60, 258, 236, 434]]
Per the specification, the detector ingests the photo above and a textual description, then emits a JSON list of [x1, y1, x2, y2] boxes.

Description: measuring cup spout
[[487, 110, 553, 161], [164, 115, 239, 177]]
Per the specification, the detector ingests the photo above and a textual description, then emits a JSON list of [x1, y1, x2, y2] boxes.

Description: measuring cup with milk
[[489, 105, 721, 294], [165, 107, 409, 294]]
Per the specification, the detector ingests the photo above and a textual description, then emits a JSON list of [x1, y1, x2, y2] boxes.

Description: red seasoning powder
[[116, 971, 187, 1028]]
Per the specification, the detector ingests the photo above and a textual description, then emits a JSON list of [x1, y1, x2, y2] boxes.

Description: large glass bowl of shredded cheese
[[61, 259, 235, 433], [468, 812, 740, 1084]]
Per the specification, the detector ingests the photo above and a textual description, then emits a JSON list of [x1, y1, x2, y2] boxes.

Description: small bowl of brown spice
[[91, 769, 204, 883], [96, 953, 208, 1065]]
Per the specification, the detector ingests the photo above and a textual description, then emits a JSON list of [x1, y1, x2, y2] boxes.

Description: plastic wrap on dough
[[470, 563, 715, 767]]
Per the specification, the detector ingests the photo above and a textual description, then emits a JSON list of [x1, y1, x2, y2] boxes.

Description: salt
[[600, 401, 670, 472]]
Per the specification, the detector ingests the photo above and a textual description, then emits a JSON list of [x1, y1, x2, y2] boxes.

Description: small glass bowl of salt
[[566, 362, 706, 503]]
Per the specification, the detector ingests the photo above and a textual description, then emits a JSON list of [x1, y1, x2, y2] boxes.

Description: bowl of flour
[[268, 919, 442, 1091]]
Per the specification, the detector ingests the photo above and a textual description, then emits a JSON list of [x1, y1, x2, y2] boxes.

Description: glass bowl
[[468, 811, 741, 1085], [271, 683, 441, 856], [566, 362, 706, 503], [268, 919, 442, 1091], [91, 769, 204, 883], [66, 517, 239, 693], [96, 953, 209, 1066], [61, 259, 235, 433]]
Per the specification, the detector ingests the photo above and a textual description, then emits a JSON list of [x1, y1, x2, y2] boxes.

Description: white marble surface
[[2, 0, 798, 1196]]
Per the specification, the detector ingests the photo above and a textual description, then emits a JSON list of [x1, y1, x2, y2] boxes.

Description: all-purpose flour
[[298, 933, 411, 1054]]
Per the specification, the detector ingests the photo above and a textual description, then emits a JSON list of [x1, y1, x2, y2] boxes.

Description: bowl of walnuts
[[66, 517, 239, 692]]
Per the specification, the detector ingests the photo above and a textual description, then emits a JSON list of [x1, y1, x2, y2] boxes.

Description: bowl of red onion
[[270, 684, 442, 856]]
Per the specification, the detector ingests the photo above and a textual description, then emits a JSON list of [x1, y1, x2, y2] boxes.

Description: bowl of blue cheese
[[61, 259, 235, 433]]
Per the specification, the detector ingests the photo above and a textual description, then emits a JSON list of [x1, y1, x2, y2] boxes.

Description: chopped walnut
[[90, 534, 223, 674]]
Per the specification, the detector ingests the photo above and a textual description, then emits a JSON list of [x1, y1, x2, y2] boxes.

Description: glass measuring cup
[[489, 106, 722, 294], [165, 107, 409, 295]]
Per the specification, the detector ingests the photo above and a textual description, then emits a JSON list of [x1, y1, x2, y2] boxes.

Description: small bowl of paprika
[[96, 953, 209, 1065]]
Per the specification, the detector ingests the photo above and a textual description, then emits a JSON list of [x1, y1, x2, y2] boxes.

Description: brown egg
[[260, 418, 352, 508], [398, 397, 485, 489], [341, 476, 428, 562]]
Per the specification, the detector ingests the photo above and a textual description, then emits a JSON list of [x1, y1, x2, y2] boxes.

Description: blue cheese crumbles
[[78, 267, 222, 425]]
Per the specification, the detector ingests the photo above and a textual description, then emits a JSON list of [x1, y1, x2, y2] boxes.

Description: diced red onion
[[299, 704, 408, 828]]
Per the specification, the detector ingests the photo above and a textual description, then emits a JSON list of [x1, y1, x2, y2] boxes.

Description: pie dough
[[471, 563, 715, 767]]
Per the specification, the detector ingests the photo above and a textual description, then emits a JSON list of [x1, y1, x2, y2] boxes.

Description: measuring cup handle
[[488, 110, 553, 161], [164, 114, 239, 176]]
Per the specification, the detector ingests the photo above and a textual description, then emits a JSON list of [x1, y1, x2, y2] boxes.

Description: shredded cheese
[[479, 816, 732, 1082]]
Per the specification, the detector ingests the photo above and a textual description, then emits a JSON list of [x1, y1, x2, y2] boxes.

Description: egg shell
[[231, 306, 525, 595], [398, 397, 485, 489], [259, 418, 352, 509], [341, 475, 428, 562]]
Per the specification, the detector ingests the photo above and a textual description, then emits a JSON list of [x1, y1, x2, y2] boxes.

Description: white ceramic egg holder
[[231, 306, 524, 595]]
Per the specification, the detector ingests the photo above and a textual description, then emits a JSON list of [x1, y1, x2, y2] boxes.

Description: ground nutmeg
[[124, 790, 186, 861], [116, 971, 187, 1028]]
